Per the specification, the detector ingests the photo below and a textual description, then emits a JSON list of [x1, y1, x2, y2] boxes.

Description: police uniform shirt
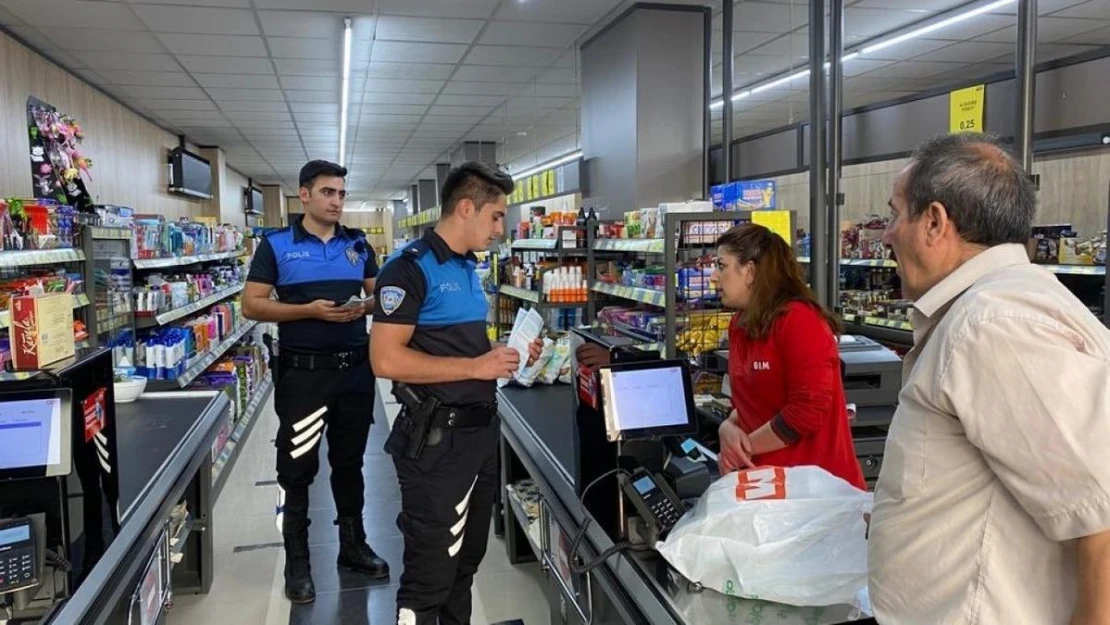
[[372, 230, 491, 407], [247, 214, 377, 352]]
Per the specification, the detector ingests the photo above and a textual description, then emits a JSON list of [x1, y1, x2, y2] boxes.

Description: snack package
[[558, 332, 586, 384], [539, 334, 573, 385], [515, 337, 554, 387]]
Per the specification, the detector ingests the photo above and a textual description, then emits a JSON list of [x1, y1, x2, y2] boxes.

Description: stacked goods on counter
[[133, 264, 244, 316], [132, 216, 243, 260], [133, 301, 244, 380], [0, 198, 79, 251]]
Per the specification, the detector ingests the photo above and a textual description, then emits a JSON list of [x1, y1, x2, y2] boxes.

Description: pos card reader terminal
[[0, 518, 39, 595]]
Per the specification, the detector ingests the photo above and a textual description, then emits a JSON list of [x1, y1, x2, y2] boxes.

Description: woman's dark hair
[[716, 222, 841, 340]]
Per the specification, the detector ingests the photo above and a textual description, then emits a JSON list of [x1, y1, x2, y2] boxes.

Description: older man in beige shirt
[[868, 133, 1110, 625]]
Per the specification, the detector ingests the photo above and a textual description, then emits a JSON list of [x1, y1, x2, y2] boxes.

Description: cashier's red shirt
[[728, 301, 866, 489]]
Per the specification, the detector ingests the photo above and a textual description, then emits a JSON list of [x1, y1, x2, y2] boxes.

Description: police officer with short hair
[[371, 162, 541, 625], [243, 160, 388, 605]]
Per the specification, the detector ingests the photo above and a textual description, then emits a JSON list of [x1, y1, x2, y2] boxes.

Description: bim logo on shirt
[[752, 361, 771, 371]]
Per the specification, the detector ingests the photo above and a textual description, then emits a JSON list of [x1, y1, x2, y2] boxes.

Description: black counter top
[[497, 384, 872, 625], [116, 393, 224, 518]]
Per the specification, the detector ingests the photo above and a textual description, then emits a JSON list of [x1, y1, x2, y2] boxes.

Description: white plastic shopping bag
[[657, 465, 872, 608]]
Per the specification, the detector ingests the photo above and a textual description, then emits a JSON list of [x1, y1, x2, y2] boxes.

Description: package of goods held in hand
[[658, 465, 873, 611], [538, 333, 574, 385], [515, 337, 554, 388]]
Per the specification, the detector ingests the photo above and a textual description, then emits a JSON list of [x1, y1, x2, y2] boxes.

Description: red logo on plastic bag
[[735, 467, 787, 501]]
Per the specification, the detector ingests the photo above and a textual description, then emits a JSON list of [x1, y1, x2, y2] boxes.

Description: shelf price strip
[[591, 282, 666, 307], [498, 285, 540, 304], [592, 239, 666, 253], [0, 248, 86, 269]]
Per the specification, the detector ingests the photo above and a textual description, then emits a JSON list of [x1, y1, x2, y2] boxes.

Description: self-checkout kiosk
[[0, 348, 119, 621]]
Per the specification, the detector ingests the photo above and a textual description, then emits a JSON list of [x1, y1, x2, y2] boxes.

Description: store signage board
[[751, 210, 793, 247], [949, 85, 985, 133]]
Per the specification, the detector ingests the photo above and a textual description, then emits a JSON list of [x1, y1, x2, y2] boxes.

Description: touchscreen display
[[0, 398, 63, 471], [606, 366, 689, 432]]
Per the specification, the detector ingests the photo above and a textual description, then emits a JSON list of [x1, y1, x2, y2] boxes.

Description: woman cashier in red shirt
[[713, 223, 865, 489]]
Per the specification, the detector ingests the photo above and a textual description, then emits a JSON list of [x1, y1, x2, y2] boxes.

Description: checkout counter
[[496, 332, 900, 625], [0, 348, 238, 625]]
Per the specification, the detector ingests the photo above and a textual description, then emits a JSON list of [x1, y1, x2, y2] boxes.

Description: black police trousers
[[274, 359, 375, 532], [386, 413, 499, 625]]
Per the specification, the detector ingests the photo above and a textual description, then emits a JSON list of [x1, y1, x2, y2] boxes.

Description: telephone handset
[[620, 468, 684, 544], [0, 517, 40, 596]]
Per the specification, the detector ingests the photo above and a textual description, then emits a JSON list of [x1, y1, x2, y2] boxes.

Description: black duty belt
[[281, 348, 367, 370], [428, 403, 497, 429]]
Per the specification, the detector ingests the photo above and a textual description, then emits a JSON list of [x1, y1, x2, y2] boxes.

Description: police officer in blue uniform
[[371, 162, 541, 625], [243, 160, 388, 605]]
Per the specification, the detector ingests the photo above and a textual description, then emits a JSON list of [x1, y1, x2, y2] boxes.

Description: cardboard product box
[[10, 292, 75, 370]]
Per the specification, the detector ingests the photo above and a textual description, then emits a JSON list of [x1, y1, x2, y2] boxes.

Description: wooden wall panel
[[261, 185, 285, 228], [0, 31, 206, 220], [286, 201, 394, 250], [772, 148, 1110, 238]]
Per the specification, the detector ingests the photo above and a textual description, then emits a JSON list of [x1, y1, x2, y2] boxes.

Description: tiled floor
[[168, 379, 550, 625]]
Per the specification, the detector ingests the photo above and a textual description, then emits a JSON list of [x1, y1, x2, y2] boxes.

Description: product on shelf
[[134, 300, 243, 380], [0, 271, 84, 309], [9, 292, 77, 369], [0, 198, 78, 251], [841, 216, 892, 260], [542, 266, 587, 303], [133, 265, 243, 316], [132, 217, 244, 259]]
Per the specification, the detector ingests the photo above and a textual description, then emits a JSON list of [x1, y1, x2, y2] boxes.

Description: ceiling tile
[[219, 100, 291, 112], [841, 58, 895, 77], [258, 10, 349, 38], [120, 85, 209, 100], [137, 99, 218, 111], [160, 111, 229, 123], [455, 65, 542, 82], [41, 28, 163, 54], [365, 61, 455, 79], [926, 15, 1013, 40], [274, 58, 340, 75], [280, 75, 340, 91], [435, 94, 506, 107], [362, 91, 436, 105], [268, 37, 340, 60], [363, 78, 444, 94], [1065, 24, 1110, 44], [734, 55, 803, 77], [533, 68, 577, 84], [744, 30, 810, 59], [990, 0, 1094, 14], [3, 0, 146, 30], [293, 111, 338, 122], [371, 41, 468, 64], [376, 15, 483, 44], [289, 102, 337, 113], [224, 111, 292, 122], [209, 87, 284, 101], [910, 41, 1015, 63], [80, 52, 181, 72], [1049, 0, 1110, 18], [235, 120, 296, 129], [478, 21, 587, 48], [377, 0, 497, 19], [850, 0, 964, 10], [845, 8, 930, 41], [194, 73, 282, 89], [861, 59, 965, 79], [442, 81, 525, 96], [355, 104, 430, 115], [977, 16, 1109, 42], [157, 33, 268, 57], [494, 0, 621, 24], [1033, 42, 1102, 61], [97, 70, 196, 87], [124, 0, 251, 6], [853, 38, 953, 62], [359, 114, 424, 124], [132, 5, 259, 35], [284, 89, 339, 103], [464, 46, 562, 67], [177, 55, 275, 74], [735, 2, 807, 34], [253, 0, 371, 10]]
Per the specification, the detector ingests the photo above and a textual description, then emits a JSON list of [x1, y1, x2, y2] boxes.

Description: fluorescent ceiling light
[[708, 0, 1012, 109], [338, 17, 352, 167], [510, 150, 583, 180]]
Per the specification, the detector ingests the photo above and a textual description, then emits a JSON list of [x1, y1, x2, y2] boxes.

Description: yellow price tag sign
[[949, 85, 985, 134], [751, 210, 793, 247]]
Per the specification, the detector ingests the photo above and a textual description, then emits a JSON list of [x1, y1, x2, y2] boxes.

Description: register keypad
[[0, 550, 35, 590]]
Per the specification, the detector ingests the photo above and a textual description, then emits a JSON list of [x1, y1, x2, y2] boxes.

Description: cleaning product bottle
[[575, 207, 587, 248]]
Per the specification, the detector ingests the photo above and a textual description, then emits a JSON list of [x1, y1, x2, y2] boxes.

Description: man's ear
[[298, 186, 310, 204], [455, 198, 475, 219], [923, 201, 951, 246]]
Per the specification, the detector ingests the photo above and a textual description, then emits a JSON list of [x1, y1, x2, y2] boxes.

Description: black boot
[[283, 531, 315, 604], [335, 516, 389, 579], [281, 489, 315, 604]]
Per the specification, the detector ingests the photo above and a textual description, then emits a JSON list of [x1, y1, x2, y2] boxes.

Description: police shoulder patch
[[380, 286, 406, 316]]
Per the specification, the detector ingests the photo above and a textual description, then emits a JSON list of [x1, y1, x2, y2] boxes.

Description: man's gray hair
[[905, 133, 1036, 246]]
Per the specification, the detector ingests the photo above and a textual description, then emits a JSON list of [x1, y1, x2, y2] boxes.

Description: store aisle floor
[[167, 379, 548, 625]]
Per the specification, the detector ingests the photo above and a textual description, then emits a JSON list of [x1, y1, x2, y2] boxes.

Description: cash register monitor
[[0, 388, 72, 481], [599, 359, 698, 442]]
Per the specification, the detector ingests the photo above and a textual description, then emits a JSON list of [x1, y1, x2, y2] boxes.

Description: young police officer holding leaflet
[[243, 160, 388, 605], [371, 162, 542, 625]]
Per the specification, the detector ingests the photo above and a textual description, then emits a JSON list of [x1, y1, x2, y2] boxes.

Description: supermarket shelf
[[212, 374, 273, 498], [89, 226, 132, 240], [0, 248, 85, 268], [796, 257, 897, 268], [593, 238, 666, 253], [148, 320, 258, 390], [1043, 264, 1106, 276], [504, 484, 543, 564], [0, 293, 90, 329], [609, 320, 663, 344], [168, 513, 194, 568], [499, 284, 540, 304], [859, 316, 912, 331], [99, 314, 132, 334], [510, 238, 558, 250], [135, 284, 243, 328], [591, 282, 667, 307], [132, 249, 244, 269]]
